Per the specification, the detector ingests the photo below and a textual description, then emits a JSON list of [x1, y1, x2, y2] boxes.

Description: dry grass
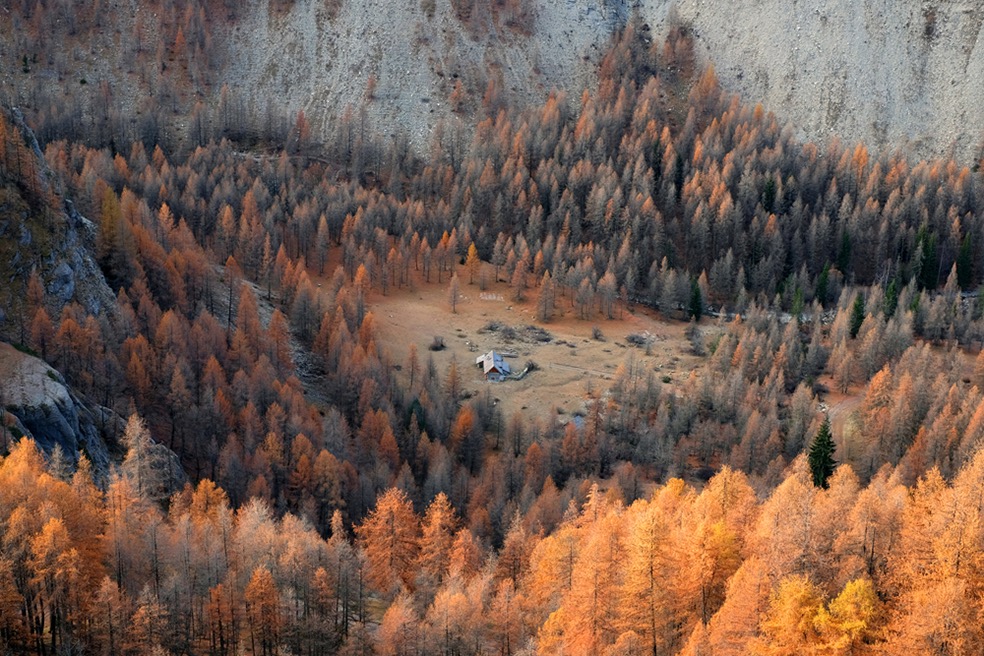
[[346, 262, 716, 425]]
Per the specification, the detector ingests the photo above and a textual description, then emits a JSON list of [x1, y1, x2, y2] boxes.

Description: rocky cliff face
[[0, 341, 188, 491], [643, 0, 984, 163], [46, 200, 117, 315], [211, 0, 629, 151], [0, 110, 117, 327], [2, 1, 981, 163], [194, 0, 984, 163], [0, 114, 183, 488], [0, 341, 118, 479]]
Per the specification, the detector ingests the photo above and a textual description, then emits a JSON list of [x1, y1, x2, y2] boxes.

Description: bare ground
[[350, 264, 714, 426]]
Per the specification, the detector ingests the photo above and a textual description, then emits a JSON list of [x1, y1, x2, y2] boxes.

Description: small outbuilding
[[475, 350, 511, 382]]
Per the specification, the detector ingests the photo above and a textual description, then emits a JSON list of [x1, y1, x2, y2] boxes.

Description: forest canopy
[[1, 9, 984, 655]]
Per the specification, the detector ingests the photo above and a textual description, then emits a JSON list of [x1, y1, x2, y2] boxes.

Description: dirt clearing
[[351, 267, 714, 426]]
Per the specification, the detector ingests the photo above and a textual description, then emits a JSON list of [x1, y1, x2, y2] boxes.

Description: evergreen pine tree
[[883, 278, 899, 317], [689, 278, 704, 320], [849, 293, 865, 338], [816, 263, 830, 306], [808, 417, 836, 489]]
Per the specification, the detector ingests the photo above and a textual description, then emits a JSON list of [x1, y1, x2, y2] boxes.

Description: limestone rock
[[0, 341, 116, 480]]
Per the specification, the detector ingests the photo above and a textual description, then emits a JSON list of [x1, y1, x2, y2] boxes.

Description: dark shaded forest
[[1, 5, 984, 655]]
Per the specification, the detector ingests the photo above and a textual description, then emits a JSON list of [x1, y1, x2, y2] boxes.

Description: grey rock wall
[[640, 0, 984, 162], [0, 341, 117, 480], [0, 341, 188, 493], [221, 0, 982, 162]]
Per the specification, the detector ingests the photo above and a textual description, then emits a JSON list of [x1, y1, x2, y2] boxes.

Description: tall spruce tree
[[849, 293, 865, 338], [689, 278, 704, 320], [808, 417, 836, 489]]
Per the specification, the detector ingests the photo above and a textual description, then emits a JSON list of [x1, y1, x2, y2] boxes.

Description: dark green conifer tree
[[883, 278, 899, 317], [849, 293, 865, 338], [808, 417, 836, 489], [816, 263, 830, 306], [689, 278, 703, 320]]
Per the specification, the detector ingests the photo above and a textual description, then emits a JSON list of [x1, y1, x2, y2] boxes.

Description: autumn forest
[[2, 2, 984, 654]]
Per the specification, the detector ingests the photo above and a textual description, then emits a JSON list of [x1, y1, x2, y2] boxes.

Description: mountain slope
[[187, 0, 984, 162], [142, 0, 984, 163], [3, 0, 981, 163], [651, 0, 984, 162]]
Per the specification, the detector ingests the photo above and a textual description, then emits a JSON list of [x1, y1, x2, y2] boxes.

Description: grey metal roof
[[476, 350, 510, 375]]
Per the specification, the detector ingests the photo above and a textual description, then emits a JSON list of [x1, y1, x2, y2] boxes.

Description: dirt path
[[548, 361, 616, 377], [824, 392, 863, 439]]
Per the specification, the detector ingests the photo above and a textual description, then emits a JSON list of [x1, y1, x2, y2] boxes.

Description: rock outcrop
[[0, 341, 187, 494], [45, 198, 117, 316], [194, 0, 984, 162], [2, 1, 981, 170], [0, 109, 117, 332], [13, 108, 117, 317], [0, 341, 118, 479], [642, 0, 984, 163]]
